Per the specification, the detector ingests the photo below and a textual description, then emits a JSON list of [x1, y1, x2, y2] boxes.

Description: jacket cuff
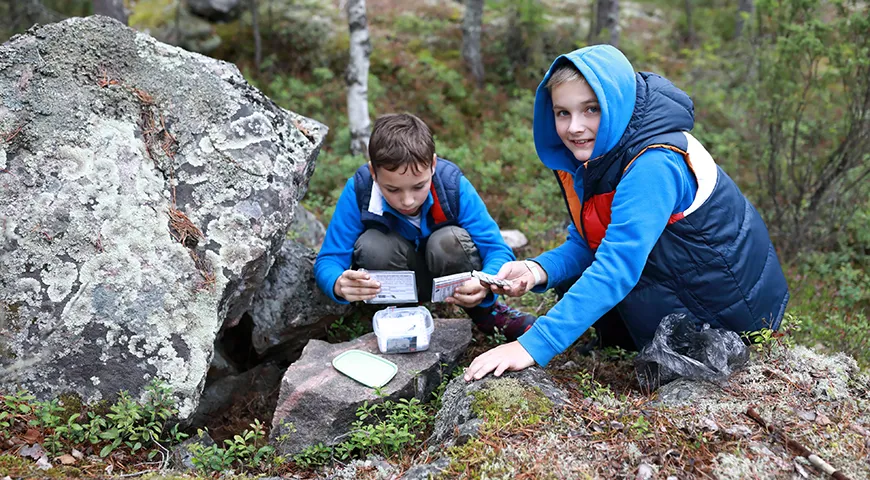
[[325, 274, 351, 305], [528, 255, 559, 293], [517, 326, 558, 367]]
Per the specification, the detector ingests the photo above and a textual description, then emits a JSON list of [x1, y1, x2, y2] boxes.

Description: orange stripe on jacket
[[557, 171, 585, 240], [556, 145, 693, 250], [429, 183, 448, 224]]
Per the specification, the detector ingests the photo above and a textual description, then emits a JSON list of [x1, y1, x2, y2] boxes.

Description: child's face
[[371, 156, 436, 216], [551, 79, 601, 162]]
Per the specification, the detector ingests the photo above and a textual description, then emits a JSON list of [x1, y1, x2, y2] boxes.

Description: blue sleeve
[[457, 177, 516, 308], [518, 150, 695, 366], [529, 223, 594, 293], [314, 178, 364, 304], [457, 176, 516, 274]]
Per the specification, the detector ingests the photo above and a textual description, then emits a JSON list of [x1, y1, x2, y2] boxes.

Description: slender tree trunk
[[591, 0, 619, 47], [461, 0, 485, 88], [735, 0, 754, 37], [250, 0, 262, 72], [346, 0, 372, 156], [93, 0, 128, 25], [684, 0, 696, 47]]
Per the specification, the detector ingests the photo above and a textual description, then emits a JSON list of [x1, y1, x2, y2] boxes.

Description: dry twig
[[746, 406, 853, 480]]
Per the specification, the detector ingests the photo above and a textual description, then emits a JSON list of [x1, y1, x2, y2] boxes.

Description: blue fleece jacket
[[314, 175, 515, 305], [517, 45, 699, 366]]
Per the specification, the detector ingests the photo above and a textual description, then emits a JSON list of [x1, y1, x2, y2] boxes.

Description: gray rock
[[288, 204, 326, 251], [0, 16, 326, 418], [402, 457, 451, 480], [269, 318, 471, 455], [187, 0, 242, 22], [431, 367, 568, 447], [249, 239, 348, 357], [169, 430, 216, 471], [499, 229, 528, 251], [188, 362, 284, 428]]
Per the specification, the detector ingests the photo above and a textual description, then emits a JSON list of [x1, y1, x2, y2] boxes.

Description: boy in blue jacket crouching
[[465, 45, 789, 381], [314, 113, 536, 340]]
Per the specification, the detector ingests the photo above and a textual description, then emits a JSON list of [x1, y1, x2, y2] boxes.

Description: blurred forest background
[[1, 0, 868, 364]]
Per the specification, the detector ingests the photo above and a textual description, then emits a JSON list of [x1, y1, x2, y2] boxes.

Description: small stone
[[35, 457, 51, 470], [796, 409, 816, 421], [71, 449, 84, 460], [635, 463, 654, 480], [500, 229, 528, 250], [724, 425, 752, 438], [610, 421, 625, 430], [701, 417, 719, 432], [19, 443, 47, 460], [815, 413, 832, 426]]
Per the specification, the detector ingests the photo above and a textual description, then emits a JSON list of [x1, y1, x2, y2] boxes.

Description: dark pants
[[555, 278, 638, 351], [353, 226, 484, 302]]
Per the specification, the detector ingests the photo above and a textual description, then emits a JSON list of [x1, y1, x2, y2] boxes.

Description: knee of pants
[[426, 226, 483, 276], [353, 229, 414, 270]]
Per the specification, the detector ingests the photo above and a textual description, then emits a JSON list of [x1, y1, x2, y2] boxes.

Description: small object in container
[[332, 350, 398, 388], [373, 306, 435, 354]]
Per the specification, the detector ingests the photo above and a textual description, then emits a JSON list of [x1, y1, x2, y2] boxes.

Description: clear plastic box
[[372, 306, 435, 354]]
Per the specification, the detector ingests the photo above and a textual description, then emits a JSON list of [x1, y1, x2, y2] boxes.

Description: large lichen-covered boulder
[[0, 16, 325, 418], [249, 239, 349, 358]]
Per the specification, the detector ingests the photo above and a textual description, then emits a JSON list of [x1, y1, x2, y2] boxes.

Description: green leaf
[[100, 444, 114, 457]]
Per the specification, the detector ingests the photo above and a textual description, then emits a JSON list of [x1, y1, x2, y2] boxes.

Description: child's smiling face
[[372, 156, 436, 216], [551, 79, 601, 162]]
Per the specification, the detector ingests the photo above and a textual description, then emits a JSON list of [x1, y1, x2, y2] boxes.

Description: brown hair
[[544, 63, 586, 91], [368, 113, 435, 175]]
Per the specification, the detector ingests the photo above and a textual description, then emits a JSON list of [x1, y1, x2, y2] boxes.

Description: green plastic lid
[[332, 350, 398, 388]]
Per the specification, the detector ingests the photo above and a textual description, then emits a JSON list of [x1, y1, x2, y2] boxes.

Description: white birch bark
[[462, 0, 485, 88], [346, 0, 371, 157]]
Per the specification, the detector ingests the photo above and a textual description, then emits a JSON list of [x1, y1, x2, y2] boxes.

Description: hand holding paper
[[334, 269, 381, 302]]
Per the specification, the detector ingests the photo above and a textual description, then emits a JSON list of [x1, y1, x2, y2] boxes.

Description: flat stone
[[269, 318, 471, 455]]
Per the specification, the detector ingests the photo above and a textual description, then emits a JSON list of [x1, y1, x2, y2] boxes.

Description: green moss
[[57, 392, 84, 422], [445, 438, 510, 479], [471, 378, 553, 430], [0, 454, 29, 473]]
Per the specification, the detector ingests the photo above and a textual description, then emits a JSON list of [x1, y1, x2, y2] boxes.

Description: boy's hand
[[446, 278, 488, 308], [487, 261, 543, 297], [333, 269, 381, 302], [464, 341, 535, 381]]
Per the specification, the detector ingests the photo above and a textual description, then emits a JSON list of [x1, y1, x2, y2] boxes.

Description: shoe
[[464, 302, 536, 341]]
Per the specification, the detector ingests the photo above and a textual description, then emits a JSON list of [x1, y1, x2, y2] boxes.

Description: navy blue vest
[[558, 73, 790, 347], [353, 158, 463, 234]]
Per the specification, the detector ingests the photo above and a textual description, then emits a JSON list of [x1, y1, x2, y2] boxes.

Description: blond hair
[[544, 63, 586, 91]]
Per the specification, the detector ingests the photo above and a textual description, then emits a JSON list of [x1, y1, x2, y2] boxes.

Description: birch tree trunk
[[590, 0, 620, 47], [735, 0, 754, 37], [461, 0, 485, 88], [93, 0, 128, 25], [346, 0, 372, 157]]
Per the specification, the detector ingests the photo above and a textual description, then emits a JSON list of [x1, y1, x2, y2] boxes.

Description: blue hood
[[533, 45, 694, 172]]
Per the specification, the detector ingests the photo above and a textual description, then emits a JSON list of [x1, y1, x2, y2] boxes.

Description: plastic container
[[372, 306, 435, 354], [332, 350, 398, 388]]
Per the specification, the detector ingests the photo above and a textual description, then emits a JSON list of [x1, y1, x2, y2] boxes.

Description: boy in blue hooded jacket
[[464, 45, 789, 381], [314, 113, 536, 340]]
